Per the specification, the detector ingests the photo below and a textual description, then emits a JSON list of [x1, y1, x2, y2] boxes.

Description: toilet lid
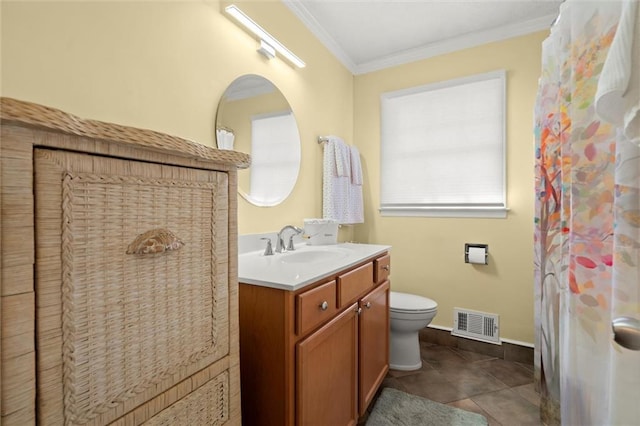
[[390, 291, 438, 313]]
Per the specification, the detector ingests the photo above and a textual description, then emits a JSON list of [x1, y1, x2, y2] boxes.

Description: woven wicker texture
[[145, 371, 229, 425], [0, 97, 250, 169], [2, 99, 241, 426], [35, 149, 230, 425]]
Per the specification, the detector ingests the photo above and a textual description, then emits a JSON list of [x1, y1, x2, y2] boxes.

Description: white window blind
[[380, 70, 507, 218], [249, 111, 300, 206]]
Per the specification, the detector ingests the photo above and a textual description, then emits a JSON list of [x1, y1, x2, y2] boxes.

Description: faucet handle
[[260, 237, 273, 256], [287, 226, 304, 251], [287, 235, 296, 251]]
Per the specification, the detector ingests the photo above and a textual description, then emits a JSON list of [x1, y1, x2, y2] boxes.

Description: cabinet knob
[[319, 301, 329, 311], [364, 301, 372, 309], [382, 265, 390, 271]]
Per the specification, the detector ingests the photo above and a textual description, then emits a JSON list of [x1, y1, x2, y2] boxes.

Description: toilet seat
[[390, 291, 438, 314]]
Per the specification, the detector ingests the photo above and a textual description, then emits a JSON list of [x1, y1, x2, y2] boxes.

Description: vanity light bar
[[224, 4, 306, 68]]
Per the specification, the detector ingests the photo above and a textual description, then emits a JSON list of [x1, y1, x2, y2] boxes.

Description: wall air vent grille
[[452, 308, 500, 344]]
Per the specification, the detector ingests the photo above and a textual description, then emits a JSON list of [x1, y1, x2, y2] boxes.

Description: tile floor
[[368, 341, 544, 425]]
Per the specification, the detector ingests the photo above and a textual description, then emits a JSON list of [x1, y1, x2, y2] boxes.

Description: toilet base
[[389, 360, 422, 371], [389, 330, 422, 371]]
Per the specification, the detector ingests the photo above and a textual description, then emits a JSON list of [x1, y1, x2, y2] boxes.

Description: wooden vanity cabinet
[[239, 252, 390, 426], [0, 98, 250, 425]]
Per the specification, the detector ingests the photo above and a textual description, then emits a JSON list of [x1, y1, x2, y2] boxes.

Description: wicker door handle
[[126, 228, 185, 255]]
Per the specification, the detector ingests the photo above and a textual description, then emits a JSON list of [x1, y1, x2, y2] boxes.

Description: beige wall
[[0, 0, 354, 236], [353, 31, 547, 343], [2, 1, 546, 343]]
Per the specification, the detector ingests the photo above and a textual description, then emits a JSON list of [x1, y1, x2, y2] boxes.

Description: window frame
[[379, 70, 508, 218]]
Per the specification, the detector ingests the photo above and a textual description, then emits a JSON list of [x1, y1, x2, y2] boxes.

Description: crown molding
[[283, 0, 358, 73], [353, 13, 555, 75], [283, 0, 555, 76]]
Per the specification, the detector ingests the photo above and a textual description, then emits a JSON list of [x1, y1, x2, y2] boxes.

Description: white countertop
[[238, 242, 391, 291]]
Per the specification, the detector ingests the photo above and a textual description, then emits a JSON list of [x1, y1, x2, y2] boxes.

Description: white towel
[[347, 145, 364, 223], [323, 137, 349, 223], [322, 137, 364, 224], [216, 128, 235, 150], [350, 145, 363, 185], [332, 136, 351, 177], [595, 0, 639, 145]]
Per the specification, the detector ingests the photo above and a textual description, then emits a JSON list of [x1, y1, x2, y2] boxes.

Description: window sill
[[379, 206, 509, 218]]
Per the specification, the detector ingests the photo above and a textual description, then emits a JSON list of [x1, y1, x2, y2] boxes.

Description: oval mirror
[[216, 75, 301, 207]]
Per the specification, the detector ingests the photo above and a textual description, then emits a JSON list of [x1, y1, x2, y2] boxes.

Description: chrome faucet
[[276, 225, 304, 253]]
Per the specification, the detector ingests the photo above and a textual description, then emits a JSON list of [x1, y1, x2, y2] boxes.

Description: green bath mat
[[366, 387, 488, 426]]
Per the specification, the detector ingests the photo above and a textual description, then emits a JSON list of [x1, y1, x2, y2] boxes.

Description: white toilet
[[389, 291, 438, 371]]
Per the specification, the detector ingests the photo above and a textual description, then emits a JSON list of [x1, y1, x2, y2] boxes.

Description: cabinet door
[[296, 303, 358, 426], [358, 280, 390, 416], [34, 149, 231, 425]]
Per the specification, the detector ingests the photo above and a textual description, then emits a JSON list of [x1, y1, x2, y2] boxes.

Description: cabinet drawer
[[374, 254, 391, 284], [144, 370, 230, 425], [338, 262, 374, 307], [296, 280, 338, 336]]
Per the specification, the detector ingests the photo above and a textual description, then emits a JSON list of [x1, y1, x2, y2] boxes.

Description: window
[[380, 70, 507, 218]]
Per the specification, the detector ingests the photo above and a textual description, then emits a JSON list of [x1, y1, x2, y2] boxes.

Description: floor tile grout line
[[446, 398, 504, 426], [383, 342, 542, 425], [469, 387, 541, 424]]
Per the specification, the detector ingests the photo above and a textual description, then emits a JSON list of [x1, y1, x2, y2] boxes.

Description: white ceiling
[[283, 0, 563, 74]]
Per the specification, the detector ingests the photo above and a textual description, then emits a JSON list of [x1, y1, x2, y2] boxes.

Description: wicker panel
[[35, 149, 230, 425], [144, 371, 230, 426]]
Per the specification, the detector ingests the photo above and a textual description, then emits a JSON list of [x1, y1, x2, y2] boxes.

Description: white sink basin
[[279, 247, 351, 264], [238, 242, 391, 291]]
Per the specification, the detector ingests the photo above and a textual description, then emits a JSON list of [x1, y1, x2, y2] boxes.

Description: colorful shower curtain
[[534, 1, 639, 425]]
